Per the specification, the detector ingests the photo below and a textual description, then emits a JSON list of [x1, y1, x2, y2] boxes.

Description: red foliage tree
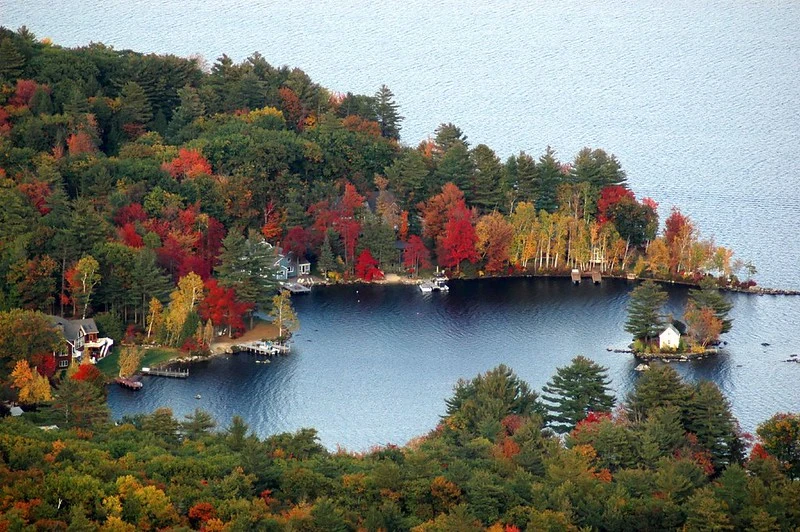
[[340, 182, 365, 217], [419, 183, 467, 242], [355, 250, 384, 281], [188, 502, 216, 526], [664, 207, 688, 245], [118, 223, 144, 248], [114, 203, 148, 226], [31, 353, 57, 378], [18, 181, 52, 215], [437, 204, 478, 271], [342, 115, 382, 137], [199, 279, 252, 337], [10, 80, 40, 107], [283, 226, 311, 259], [66, 132, 96, 156], [261, 202, 285, 243], [162, 148, 213, 180], [72, 364, 105, 389], [597, 185, 635, 224], [278, 87, 305, 129], [402, 235, 431, 274]]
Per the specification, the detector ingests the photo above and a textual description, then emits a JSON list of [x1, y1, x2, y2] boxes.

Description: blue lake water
[[108, 279, 800, 450], [4, 1, 800, 448]]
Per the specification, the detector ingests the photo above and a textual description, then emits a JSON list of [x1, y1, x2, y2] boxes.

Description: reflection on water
[[109, 279, 800, 450]]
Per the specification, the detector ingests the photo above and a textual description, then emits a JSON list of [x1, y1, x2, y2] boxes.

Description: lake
[[5, 1, 799, 448], [108, 279, 800, 450]]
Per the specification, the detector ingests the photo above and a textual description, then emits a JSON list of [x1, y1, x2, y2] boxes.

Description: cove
[[108, 278, 800, 450]]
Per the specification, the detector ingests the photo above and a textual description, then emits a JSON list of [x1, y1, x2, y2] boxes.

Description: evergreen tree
[[0, 38, 25, 82], [166, 85, 205, 142], [118, 81, 153, 125], [444, 364, 545, 438], [374, 84, 402, 139], [384, 149, 429, 209], [318, 230, 337, 277], [215, 230, 278, 326], [434, 123, 468, 153], [625, 280, 668, 344], [534, 146, 563, 213], [685, 381, 744, 471], [626, 365, 691, 422], [688, 280, 733, 334], [570, 147, 627, 189], [542, 356, 616, 433], [50, 377, 110, 429], [470, 144, 503, 212], [359, 212, 396, 268], [182, 408, 216, 440], [435, 143, 474, 200]]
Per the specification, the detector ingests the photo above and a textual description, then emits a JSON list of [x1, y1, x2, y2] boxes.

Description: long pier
[[140, 367, 189, 378]]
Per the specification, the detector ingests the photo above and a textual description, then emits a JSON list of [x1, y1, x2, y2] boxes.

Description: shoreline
[[314, 271, 800, 296]]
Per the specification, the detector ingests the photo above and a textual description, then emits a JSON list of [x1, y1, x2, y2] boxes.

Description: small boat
[[195, 394, 202, 399], [419, 274, 449, 293]]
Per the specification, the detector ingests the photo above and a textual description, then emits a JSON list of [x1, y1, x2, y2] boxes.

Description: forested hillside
[[2, 363, 799, 530], [0, 26, 752, 334]]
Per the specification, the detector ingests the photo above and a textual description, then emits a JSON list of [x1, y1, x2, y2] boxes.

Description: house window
[[58, 359, 69, 368]]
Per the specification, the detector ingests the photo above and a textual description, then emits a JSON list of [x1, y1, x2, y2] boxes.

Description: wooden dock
[[281, 282, 311, 294], [140, 367, 189, 378], [115, 377, 143, 390], [236, 341, 290, 356], [571, 269, 602, 285]]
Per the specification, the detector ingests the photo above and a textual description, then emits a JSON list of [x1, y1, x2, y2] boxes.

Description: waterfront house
[[49, 316, 114, 366], [659, 324, 682, 350]]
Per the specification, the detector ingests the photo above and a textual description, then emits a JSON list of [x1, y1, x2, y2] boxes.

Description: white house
[[659, 324, 682, 350]]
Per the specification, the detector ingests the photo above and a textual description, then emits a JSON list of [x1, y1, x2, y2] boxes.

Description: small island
[[625, 279, 734, 359]]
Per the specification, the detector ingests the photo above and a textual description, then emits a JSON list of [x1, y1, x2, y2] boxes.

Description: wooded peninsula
[[1, 27, 798, 531]]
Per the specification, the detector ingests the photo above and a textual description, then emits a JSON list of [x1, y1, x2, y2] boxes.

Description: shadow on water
[[108, 278, 800, 450]]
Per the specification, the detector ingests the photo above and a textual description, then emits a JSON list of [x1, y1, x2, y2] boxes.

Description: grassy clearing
[[96, 346, 182, 379]]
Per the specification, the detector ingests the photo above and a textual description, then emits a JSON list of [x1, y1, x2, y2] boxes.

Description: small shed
[[659, 324, 682, 350]]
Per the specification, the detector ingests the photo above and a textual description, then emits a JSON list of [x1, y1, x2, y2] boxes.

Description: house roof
[[661, 324, 681, 337], [49, 316, 99, 342], [671, 319, 688, 335]]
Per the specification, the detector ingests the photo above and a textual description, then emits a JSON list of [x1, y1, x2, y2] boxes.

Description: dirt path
[[210, 320, 280, 354]]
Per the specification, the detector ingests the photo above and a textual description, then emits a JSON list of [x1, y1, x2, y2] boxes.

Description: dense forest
[[2, 362, 800, 530], [0, 26, 755, 334]]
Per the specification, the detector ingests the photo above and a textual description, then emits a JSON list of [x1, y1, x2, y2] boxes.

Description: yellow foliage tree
[[165, 272, 204, 346], [11, 360, 52, 404], [268, 290, 298, 341], [146, 297, 164, 341], [118, 346, 143, 378]]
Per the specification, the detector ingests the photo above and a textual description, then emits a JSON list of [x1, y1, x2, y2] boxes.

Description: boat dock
[[281, 282, 311, 294], [571, 269, 602, 285], [236, 341, 290, 356], [115, 377, 143, 390], [140, 367, 189, 378]]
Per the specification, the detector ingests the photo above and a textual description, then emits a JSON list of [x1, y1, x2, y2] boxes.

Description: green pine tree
[[542, 356, 616, 433], [625, 365, 691, 422], [0, 38, 25, 82], [625, 280, 668, 344], [374, 84, 403, 139], [318, 230, 337, 277]]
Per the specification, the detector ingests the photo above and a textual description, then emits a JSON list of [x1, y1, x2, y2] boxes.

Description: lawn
[[96, 346, 181, 379]]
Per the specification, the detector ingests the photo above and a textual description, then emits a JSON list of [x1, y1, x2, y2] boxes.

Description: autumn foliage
[[162, 148, 213, 180], [355, 250, 383, 281]]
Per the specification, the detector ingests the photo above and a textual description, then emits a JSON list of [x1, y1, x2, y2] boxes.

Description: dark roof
[[671, 319, 688, 335], [49, 316, 99, 342]]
